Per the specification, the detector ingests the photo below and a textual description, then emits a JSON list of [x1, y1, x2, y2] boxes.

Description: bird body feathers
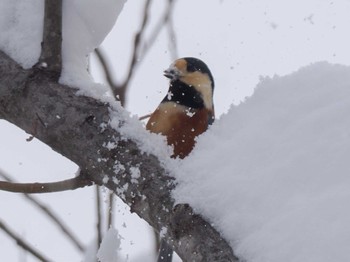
[[146, 57, 215, 159], [146, 101, 211, 158]]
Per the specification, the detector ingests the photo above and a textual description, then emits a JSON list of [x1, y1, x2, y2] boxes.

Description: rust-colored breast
[[146, 102, 211, 159]]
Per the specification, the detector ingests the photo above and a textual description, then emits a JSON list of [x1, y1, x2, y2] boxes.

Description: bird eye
[[186, 63, 197, 72]]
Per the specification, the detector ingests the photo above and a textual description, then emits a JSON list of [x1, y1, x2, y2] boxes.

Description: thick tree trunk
[[0, 50, 237, 261]]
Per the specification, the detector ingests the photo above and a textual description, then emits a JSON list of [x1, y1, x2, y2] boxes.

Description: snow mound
[[173, 62, 350, 262]]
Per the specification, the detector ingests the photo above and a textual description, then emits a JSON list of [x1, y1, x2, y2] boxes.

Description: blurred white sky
[[93, 0, 350, 117], [1, 0, 350, 260]]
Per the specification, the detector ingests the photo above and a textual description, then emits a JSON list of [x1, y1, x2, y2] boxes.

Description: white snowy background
[[1, 0, 350, 261]]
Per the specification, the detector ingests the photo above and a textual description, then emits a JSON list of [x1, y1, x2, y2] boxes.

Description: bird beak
[[164, 64, 182, 80], [163, 69, 176, 79]]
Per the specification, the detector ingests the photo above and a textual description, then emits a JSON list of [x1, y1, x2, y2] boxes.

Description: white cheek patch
[[180, 71, 213, 110], [194, 82, 213, 110]]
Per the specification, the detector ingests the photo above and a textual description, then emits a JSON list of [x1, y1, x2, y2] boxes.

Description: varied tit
[[146, 57, 215, 159]]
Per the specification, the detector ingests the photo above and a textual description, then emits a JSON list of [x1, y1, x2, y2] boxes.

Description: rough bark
[[0, 50, 237, 261]]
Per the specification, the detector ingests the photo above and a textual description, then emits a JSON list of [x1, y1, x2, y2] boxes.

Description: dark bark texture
[[0, 50, 237, 261]]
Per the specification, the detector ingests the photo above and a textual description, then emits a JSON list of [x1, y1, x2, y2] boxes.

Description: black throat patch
[[162, 80, 204, 109]]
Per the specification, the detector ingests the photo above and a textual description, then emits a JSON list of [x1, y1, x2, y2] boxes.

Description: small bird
[[146, 57, 215, 159]]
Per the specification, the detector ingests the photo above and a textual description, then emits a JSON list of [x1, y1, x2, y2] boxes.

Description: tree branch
[[139, 113, 151, 121], [93, 0, 177, 108], [0, 4, 236, 257], [94, 1, 154, 106], [140, 0, 176, 60], [121, 0, 152, 85], [36, 0, 62, 79], [109, 0, 152, 105], [107, 191, 114, 230], [95, 186, 103, 249], [0, 220, 50, 262], [0, 176, 92, 194], [0, 50, 237, 261], [166, 0, 178, 61], [94, 48, 117, 96]]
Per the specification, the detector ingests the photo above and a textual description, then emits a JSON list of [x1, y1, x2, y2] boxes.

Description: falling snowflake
[[167, 91, 173, 100], [185, 109, 196, 117]]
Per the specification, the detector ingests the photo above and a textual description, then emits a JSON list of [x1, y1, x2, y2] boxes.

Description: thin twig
[[0, 171, 86, 252], [140, 0, 176, 60], [139, 113, 152, 121], [37, 0, 62, 79], [107, 0, 153, 106], [94, 0, 154, 106], [95, 186, 102, 249], [154, 230, 161, 254], [120, 0, 152, 87], [107, 192, 114, 229], [166, 1, 178, 61], [94, 48, 118, 96], [157, 239, 173, 262], [0, 220, 51, 262], [0, 176, 92, 194], [93, 0, 177, 107]]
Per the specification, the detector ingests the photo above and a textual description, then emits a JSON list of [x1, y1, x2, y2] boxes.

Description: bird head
[[163, 57, 215, 110]]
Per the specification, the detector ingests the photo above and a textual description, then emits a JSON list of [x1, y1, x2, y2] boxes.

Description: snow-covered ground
[[1, 0, 350, 261]]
